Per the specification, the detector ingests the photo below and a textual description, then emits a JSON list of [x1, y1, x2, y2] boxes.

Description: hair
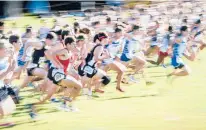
[[76, 34, 86, 41], [93, 32, 107, 43], [46, 32, 57, 40], [93, 34, 99, 43], [195, 19, 201, 24], [61, 29, 70, 40], [114, 28, 122, 33], [182, 18, 187, 24], [168, 26, 173, 33], [26, 26, 32, 33], [92, 21, 100, 26], [139, 8, 144, 13], [180, 26, 188, 32], [0, 21, 4, 27], [74, 22, 80, 28], [74, 27, 80, 34], [79, 28, 90, 35], [106, 16, 111, 23], [132, 25, 140, 31], [64, 36, 75, 46], [9, 35, 20, 44]]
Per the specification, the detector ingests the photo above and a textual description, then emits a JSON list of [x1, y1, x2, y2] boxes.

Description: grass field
[[1, 17, 206, 130]]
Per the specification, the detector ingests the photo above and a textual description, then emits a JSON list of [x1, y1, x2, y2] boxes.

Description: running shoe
[[28, 82, 35, 88], [146, 81, 155, 86], [29, 112, 38, 120], [162, 64, 167, 68], [50, 98, 60, 103], [69, 105, 79, 112], [87, 90, 92, 99], [129, 75, 139, 83], [58, 103, 71, 112]]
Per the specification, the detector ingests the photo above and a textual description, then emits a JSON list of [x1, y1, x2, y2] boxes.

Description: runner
[[20, 32, 59, 89], [168, 26, 191, 77], [78, 32, 111, 94], [101, 27, 126, 92]]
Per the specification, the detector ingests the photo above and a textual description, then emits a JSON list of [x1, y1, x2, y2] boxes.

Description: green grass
[[1, 17, 206, 130]]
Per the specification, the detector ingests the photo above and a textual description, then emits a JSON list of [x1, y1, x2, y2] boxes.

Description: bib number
[[39, 57, 46, 68], [83, 65, 94, 75], [52, 68, 65, 82]]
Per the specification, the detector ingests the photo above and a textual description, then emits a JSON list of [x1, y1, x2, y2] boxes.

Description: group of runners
[[1, 1, 206, 125]]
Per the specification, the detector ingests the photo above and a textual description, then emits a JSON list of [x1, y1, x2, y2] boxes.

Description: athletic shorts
[[78, 65, 97, 78], [159, 51, 169, 57], [120, 53, 131, 62], [47, 67, 66, 85], [27, 67, 37, 76], [171, 56, 185, 69]]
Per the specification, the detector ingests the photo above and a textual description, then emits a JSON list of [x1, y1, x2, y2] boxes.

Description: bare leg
[[59, 76, 82, 99]]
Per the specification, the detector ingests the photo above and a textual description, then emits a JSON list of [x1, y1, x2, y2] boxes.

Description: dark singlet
[[31, 41, 48, 67], [78, 44, 102, 78]]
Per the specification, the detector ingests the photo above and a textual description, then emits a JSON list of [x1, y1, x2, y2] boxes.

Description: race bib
[[39, 57, 46, 68], [52, 69, 65, 82], [39, 57, 46, 64], [83, 65, 94, 75]]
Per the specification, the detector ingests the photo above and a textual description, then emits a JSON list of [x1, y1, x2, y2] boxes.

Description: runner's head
[[131, 25, 140, 35], [79, 28, 90, 35], [92, 21, 100, 28], [106, 16, 111, 24], [25, 25, 33, 37], [74, 22, 80, 34], [97, 32, 108, 45], [76, 34, 86, 47], [0, 21, 4, 33], [9, 35, 21, 51], [64, 36, 77, 51], [168, 26, 173, 33], [45, 32, 57, 46], [61, 29, 70, 40], [53, 26, 62, 41], [180, 26, 188, 36], [194, 19, 201, 27], [114, 28, 123, 38], [74, 22, 80, 28], [0, 40, 6, 58]]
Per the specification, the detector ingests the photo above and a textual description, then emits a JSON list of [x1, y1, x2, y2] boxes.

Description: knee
[[101, 76, 111, 86], [74, 82, 83, 91], [139, 60, 146, 66], [185, 66, 192, 75], [117, 69, 124, 75]]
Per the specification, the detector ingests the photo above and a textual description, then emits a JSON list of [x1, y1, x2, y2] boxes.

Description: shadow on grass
[[0, 119, 40, 129], [100, 94, 159, 101], [149, 75, 167, 78]]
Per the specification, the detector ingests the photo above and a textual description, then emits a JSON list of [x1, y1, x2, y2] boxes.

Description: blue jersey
[[106, 38, 122, 58], [102, 39, 122, 65], [122, 36, 140, 59], [172, 36, 187, 57]]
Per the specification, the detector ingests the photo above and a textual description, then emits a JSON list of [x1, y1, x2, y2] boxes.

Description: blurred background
[[0, 1, 153, 18]]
